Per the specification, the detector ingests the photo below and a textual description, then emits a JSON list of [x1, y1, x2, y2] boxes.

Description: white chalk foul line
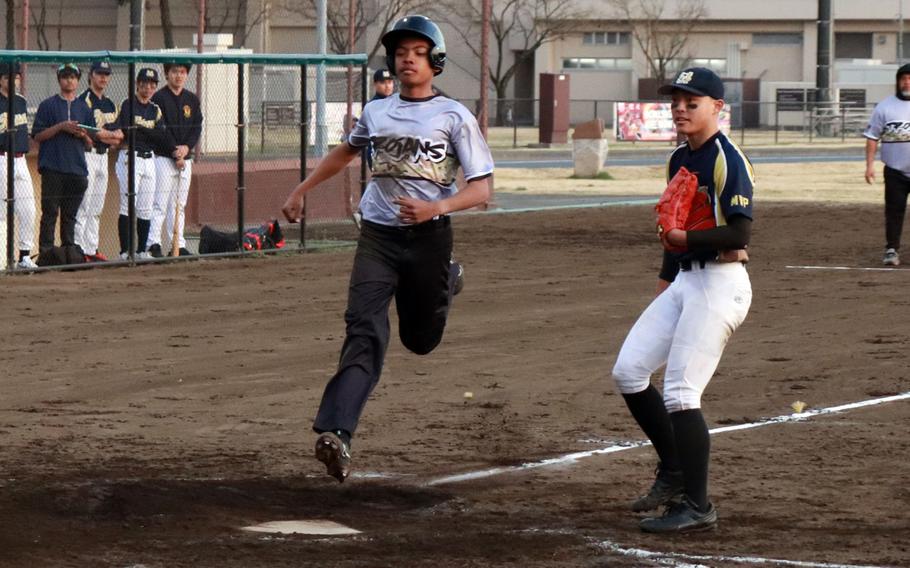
[[426, 391, 910, 487], [597, 539, 887, 568], [785, 265, 904, 272]]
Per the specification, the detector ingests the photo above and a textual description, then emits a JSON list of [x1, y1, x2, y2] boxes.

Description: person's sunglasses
[[57, 63, 80, 77]]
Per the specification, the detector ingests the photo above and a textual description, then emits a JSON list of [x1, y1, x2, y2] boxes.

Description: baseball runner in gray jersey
[[281, 15, 494, 482]]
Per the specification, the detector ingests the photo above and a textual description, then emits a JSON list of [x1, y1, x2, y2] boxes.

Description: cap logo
[[676, 71, 694, 85]]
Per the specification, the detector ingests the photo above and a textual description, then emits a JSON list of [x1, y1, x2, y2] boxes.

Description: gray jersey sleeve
[[348, 106, 372, 148], [451, 111, 494, 181], [864, 102, 885, 140]]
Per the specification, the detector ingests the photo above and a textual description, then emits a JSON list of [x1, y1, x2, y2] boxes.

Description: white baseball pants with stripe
[[612, 262, 752, 413]]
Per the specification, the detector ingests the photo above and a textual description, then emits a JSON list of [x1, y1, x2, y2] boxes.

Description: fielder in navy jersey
[[282, 15, 493, 483], [611, 67, 753, 533]]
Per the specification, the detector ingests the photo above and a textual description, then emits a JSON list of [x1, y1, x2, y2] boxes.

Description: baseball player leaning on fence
[[147, 62, 202, 258], [864, 64, 910, 267], [75, 61, 118, 263], [611, 67, 754, 533], [0, 62, 38, 269], [282, 14, 492, 483], [106, 67, 169, 260]]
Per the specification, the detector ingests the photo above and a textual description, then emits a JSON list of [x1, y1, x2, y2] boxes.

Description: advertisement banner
[[614, 102, 731, 141]]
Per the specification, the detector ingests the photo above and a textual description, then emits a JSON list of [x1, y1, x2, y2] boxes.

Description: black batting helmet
[[381, 15, 446, 77]]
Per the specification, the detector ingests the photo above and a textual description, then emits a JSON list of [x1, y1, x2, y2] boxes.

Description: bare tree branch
[[31, 0, 49, 51], [608, 0, 709, 82], [5, 0, 15, 50], [289, 0, 433, 61], [440, 0, 589, 123]]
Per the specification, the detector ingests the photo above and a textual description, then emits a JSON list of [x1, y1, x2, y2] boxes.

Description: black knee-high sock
[[137, 218, 151, 252], [118, 215, 130, 253], [670, 409, 710, 511], [622, 385, 680, 471]]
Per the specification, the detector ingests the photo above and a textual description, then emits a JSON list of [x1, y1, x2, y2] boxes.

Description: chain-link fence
[[462, 97, 877, 148], [1, 50, 367, 272]]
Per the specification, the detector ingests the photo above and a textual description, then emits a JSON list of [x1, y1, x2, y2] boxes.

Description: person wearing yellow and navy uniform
[[75, 61, 118, 261], [106, 67, 169, 259], [0, 61, 37, 269], [147, 62, 202, 258]]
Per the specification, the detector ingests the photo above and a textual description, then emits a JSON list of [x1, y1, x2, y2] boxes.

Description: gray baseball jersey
[[864, 95, 910, 176], [348, 93, 494, 227]]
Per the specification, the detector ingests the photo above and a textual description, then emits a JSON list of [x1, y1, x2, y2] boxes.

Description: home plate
[[241, 520, 361, 536]]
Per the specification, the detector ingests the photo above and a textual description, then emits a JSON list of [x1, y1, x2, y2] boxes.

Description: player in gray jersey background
[[282, 15, 493, 482], [864, 64, 910, 266]]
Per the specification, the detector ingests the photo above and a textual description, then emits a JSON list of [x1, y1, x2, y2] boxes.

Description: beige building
[[3, 0, 910, 123]]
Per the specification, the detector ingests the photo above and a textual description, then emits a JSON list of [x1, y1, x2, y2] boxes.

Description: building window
[[835, 32, 873, 59], [666, 58, 727, 75], [582, 31, 630, 45], [563, 57, 632, 70], [753, 33, 803, 45]]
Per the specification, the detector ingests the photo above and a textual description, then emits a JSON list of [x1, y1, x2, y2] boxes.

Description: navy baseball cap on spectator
[[137, 67, 159, 83], [0, 62, 22, 76], [373, 68, 393, 82], [90, 61, 113, 75], [658, 67, 725, 100], [57, 62, 81, 78]]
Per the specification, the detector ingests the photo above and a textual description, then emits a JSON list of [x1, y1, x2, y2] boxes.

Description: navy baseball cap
[[137, 67, 159, 83], [0, 62, 22, 76], [658, 67, 724, 100], [373, 68, 393, 82], [90, 61, 112, 75]]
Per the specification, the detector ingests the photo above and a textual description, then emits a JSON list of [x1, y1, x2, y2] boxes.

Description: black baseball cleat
[[632, 464, 684, 512], [450, 259, 464, 296], [315, 431, 352, 483], [178, 247, 192, 257], [148, 243, 164, 258], [639, 496, 717, 533]]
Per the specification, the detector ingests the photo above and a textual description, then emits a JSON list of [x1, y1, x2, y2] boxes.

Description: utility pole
[[315, 0, 328, 157], [130, 0, 145, 51], [479, 0, 491, 138], [816, 0, 832, 106], [900, 0, 905, 64]]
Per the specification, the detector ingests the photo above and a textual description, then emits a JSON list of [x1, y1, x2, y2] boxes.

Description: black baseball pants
[[39, 170, 88, 253], [884, 166, 910, 250], [313, 217, 456, 437]]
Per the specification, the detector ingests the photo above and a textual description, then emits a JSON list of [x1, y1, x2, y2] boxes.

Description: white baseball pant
[[74, 150, 109, 254], [148, 156, 191, 251], [612, 262, 752, 413], [115, 151, 156, 218], [0, 155, 37, 253]]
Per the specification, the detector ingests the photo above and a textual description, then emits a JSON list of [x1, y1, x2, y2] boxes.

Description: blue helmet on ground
[[381, 15, 446, 77]]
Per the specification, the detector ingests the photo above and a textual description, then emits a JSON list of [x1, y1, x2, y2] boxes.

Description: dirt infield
[[1, 203, 908, 567]]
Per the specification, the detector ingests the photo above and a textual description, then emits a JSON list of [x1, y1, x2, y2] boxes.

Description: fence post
[[841, 106, 846, 143], [740, 103, 745, 146], [127, 61, 136, 262], [260, 100, 265, 153], [809, 106, 814, 143], [300, 64, 308, 250], [775, 103, 779, 144], [5, 61, 15, 270], [236, 63, 246, 252]]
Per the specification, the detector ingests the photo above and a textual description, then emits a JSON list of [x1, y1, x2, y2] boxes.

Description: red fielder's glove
[[655, 167, 699, 252]]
